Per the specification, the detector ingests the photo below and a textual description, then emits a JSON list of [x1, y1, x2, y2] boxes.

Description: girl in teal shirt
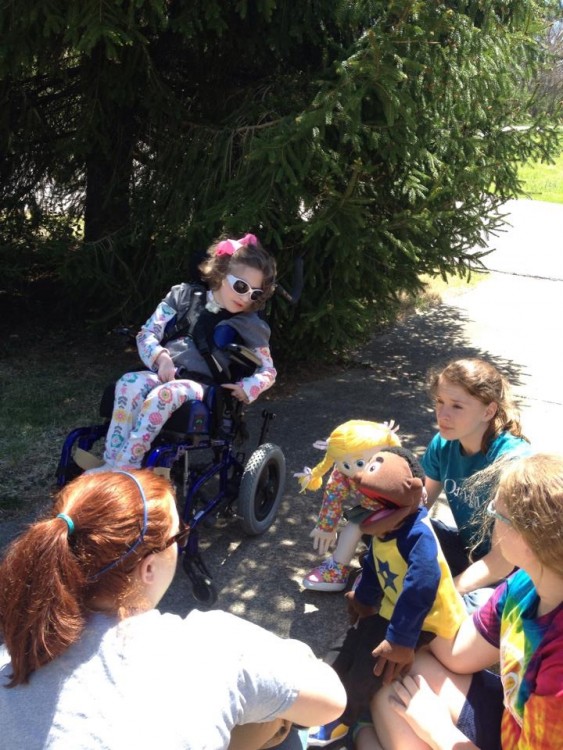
[[421, 358, 529, 610]]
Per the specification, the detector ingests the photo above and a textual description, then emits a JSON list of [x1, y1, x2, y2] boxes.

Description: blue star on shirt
[[375, 556, 399, 592]]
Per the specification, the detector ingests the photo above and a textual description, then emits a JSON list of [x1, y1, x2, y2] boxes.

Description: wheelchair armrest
[[224, 343, 261, 369]]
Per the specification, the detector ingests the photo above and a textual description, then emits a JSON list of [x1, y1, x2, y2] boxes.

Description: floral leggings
[[103, 370, 206, 469]]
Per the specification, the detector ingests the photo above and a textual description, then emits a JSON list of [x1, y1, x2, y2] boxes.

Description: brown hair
[[0, 470, 174, 686], [469, 453, 563, 574], [198, 234, 277, 311], [429, 358, 526, 453], [497, 453, 563, 573]]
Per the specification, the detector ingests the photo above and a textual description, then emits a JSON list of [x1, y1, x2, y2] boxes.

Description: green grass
[[517, 148, 563, 204], [0, 331, 136, 516]]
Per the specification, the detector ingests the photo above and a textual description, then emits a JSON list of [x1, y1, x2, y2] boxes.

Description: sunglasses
[[486, 499, 512, 526], [226, 274, 264, 302], [150, 522, 191, 554]]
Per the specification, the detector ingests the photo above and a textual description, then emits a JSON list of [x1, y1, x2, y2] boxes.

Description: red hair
[[0, 470, 175, 686]]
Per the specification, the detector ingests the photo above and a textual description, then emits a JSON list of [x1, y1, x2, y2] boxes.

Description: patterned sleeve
[[476, 572, 563, 750], [224, 314, 276, 404], [237, 346, 277, 404], [136, 286, 181, 370], [315, 470, 356, 532]]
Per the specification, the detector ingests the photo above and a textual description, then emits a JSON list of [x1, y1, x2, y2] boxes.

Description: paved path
[[441, 199, 563, 452], [2, 199, 562, 658], [160, 198, 563, 656]]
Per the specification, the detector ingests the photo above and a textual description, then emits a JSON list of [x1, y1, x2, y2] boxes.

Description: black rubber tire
[[183, 555, 218, 606], [192, 577, 218, 607], [237, 443, 286, 535]]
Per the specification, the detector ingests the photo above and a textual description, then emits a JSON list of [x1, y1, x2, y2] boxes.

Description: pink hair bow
[[215, 233, 258, 257], [237, 233, 258, 246], [215, 240, 237, 257]]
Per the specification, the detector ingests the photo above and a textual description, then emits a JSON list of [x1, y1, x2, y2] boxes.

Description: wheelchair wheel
[[192, 577, 218, 607], [237, 443, 286, 536], [182, 555, 218, 607]]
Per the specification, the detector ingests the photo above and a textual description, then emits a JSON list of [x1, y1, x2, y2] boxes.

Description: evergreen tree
[[0, 1, 559, 359]]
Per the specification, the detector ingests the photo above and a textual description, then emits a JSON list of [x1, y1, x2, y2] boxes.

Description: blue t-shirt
[[422, 431, 529, 549]]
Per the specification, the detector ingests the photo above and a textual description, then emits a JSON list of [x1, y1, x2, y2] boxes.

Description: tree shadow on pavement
[[158, 302, 528, 657]]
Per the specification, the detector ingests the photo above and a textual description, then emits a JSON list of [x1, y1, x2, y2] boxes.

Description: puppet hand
[[344, 591, 378, 625], [309, 527, 337, 554], [372, 640, 415, 684]]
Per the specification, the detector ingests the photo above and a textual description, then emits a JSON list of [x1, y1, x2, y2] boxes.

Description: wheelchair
[[55, 342, 286, 607]]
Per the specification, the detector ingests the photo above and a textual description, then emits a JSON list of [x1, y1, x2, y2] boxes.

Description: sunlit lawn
[[517, 147, 563, 204], [420, 143, 563, 306]]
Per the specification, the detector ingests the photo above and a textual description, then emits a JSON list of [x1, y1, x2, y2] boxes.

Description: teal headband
[[56, 513, 75, 535]]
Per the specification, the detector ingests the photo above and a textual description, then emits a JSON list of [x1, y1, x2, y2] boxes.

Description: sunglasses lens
[[232, 278, 250, 294], [177, 528, 190, 548], [228, 274, 263, 301]]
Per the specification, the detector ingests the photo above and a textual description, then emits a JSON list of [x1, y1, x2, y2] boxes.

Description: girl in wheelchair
[[90, 233, 277, 472]]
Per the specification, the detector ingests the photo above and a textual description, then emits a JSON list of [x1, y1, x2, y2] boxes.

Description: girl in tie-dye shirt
[[473, 568, 563, 749], [361, 453, 563, 750]]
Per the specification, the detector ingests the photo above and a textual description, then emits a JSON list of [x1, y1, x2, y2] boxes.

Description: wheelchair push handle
[[259, 409, 275, 446], [275, 256, 303, 306]]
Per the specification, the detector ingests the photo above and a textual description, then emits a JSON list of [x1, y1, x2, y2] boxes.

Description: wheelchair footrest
[[73, 448, 104, 471]]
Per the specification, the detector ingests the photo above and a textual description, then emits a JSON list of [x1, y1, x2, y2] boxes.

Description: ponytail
[[0, 517, 86, 686], [0, 470, 174, 686]]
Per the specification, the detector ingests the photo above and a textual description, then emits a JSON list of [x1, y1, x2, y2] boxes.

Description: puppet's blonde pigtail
[[298, 453, 334, 493]]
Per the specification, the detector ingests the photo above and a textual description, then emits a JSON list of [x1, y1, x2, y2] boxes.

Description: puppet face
[[353, 450, 424, 536], [334, 447, 381, 478]]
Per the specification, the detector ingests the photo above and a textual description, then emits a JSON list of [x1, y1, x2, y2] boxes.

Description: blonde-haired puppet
[[297, 419, 401, 591]]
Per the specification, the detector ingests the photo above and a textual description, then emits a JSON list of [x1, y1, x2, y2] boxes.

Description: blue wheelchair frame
[[53, 254, 309, 605], [56, 381, 285, 606]]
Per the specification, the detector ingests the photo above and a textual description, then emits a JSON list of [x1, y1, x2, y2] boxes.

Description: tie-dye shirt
[[474, 569, 563, 750]]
